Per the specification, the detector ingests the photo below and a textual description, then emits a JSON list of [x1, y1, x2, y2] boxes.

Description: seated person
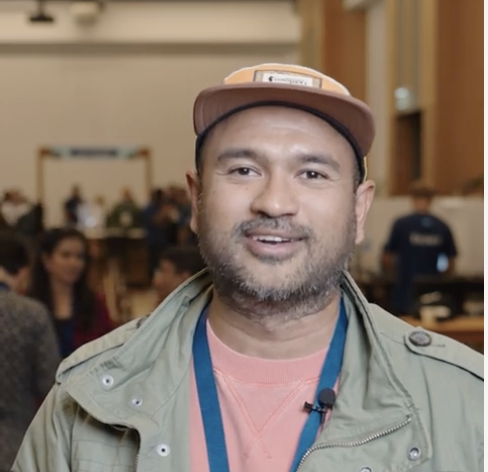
[[382, 182, 457, 314], [152, 246, 205, 305]]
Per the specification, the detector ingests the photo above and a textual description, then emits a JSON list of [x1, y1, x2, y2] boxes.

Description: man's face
[[412, 196, 432, 213], [187, 106, 374, 317]]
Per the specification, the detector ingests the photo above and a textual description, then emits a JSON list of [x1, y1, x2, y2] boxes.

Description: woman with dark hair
[[28, 228, 114, 358]]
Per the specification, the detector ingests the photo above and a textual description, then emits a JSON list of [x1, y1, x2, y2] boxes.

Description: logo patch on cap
[[253, 70, 322, 88]]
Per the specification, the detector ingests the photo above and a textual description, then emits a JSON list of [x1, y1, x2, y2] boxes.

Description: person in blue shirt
[[382, 182, 458, 314]]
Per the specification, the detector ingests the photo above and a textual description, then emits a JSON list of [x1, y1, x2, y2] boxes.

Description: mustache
[[234, 217, 313, 240]]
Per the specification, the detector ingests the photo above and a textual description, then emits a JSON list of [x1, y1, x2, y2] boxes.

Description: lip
[[244, 229, 304, 240], [243, 234, 304, 259]]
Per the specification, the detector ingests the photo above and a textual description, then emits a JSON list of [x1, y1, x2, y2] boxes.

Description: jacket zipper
[[296, 415, 412, 471], [109, 425, 141, 472]]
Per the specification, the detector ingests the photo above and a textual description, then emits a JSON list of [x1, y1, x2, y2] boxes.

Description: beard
[[197, 202, 357, 322]]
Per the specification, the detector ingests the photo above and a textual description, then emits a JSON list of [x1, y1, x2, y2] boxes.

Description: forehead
[[203, 106, 354, 160], [160, 259, 177, 271], [56, 237, 84, 251]]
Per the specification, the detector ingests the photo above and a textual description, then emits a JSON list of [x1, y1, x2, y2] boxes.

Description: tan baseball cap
[[193, 63, 375, 180]]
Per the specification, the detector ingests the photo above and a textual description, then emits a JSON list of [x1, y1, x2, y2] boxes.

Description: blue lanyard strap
[[193, 298, 348, 472]]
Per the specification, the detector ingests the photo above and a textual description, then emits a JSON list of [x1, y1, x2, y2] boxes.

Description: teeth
[[253, 235, 291, 243]]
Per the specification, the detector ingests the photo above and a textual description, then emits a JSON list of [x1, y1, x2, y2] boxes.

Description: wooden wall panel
[[388, 0, 483, 194], [322, 0, 367, 101], [433, 0, 484, 193]]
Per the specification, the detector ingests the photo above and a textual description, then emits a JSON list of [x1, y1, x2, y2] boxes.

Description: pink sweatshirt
[[190, 320, 335, 472]]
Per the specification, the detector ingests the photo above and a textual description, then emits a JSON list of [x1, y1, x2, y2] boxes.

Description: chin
[[244, 254, 300, 273], [240, 264, 297, 287], [62, 275, 82, 285]]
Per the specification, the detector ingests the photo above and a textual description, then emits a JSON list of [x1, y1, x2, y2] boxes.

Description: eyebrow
[[216, 148, 341, 173], [216, 148, 259, 164], [296, 153, 341, 173]]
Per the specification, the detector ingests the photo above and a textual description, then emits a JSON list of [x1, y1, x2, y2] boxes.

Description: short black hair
[[0, 231, 30, 275], [159, 246, 206, 276]]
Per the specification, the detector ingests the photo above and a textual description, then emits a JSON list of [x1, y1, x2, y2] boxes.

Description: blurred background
[[0, 0, 483, 341]]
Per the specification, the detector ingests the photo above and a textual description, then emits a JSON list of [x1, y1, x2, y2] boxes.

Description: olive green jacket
[[12, 272, 483, 472]]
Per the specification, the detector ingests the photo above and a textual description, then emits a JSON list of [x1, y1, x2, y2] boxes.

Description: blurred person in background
[[78, 195, 107, 231], [63, 184, 84, 227], [143, 187, 166, 276], [27, 228, 114, 358], [15, 202, 45, 246], [152, 245, 205, 305], [0, 210, 10, 232], [143, 188, 180, 277], [0, 191, 13, 229], [0, 232, 60, 472], [107, 187, 142, 230], [1, 189, 31, 227], [382, 181, 458, 314]]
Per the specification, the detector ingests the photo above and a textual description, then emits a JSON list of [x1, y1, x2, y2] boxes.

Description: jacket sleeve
[[11, 384, 75, 472], [33, 306, 62, 400]]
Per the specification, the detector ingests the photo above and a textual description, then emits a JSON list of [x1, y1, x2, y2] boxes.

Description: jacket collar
[[66, 270, 428, 457]]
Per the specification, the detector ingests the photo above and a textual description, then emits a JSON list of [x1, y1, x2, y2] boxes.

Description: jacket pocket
[[73, 459, 133, 472]]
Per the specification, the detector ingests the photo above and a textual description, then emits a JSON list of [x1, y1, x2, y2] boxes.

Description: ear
[[186, 170, 201, 234], [354, 179, 375, 244]]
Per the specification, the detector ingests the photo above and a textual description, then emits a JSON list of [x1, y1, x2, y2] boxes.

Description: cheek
[[203, 181, 254, 221], [47, 256, 64, 273], [200, 191, 239, 235], [304, 194, 354, 235], [75, 258, 86, 270]]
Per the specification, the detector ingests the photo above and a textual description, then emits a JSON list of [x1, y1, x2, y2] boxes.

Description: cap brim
[[193, 82, 375, 157]]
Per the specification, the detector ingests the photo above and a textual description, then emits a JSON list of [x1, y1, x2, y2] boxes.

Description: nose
[[250, 172, 299, 218]]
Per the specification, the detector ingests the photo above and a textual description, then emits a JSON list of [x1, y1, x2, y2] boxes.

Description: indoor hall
[[0, 1, 483, 471]]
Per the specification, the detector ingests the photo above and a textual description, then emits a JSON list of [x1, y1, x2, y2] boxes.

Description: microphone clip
[[303, 401, 329, 425], [304, 388, 336, 425], [303, 401, 327, 415]]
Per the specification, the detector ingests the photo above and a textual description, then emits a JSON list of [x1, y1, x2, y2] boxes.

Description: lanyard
[[193, 298, 348, 472]]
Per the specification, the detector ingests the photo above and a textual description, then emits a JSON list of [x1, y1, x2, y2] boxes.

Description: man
[[383, 181, 458, 314], [143, 189, 180, 278], [107, 187, 142, 230], [64, 185, 84, 227], [13, 64, 482, 472], [152, 246, 205, 305], [1, 190, 31, 228], [0, 232, 60, 472]]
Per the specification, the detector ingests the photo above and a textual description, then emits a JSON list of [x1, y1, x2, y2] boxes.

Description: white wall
[[0, 1, 299, 225], [0, 1, 299, 45]]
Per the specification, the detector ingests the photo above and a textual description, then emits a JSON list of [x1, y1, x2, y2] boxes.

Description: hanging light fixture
[[29, 0, 55, 23]]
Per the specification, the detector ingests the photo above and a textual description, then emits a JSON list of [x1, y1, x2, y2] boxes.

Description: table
[[401, 316, 484, 345]]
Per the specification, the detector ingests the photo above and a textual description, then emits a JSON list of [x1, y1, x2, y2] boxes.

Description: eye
[[230, 167, 259, 177], [300, 170, 327, 180]]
